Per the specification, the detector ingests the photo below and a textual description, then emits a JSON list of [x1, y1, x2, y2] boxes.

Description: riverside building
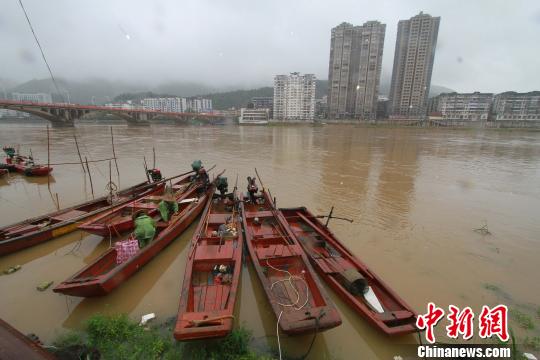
[[327, 21, 386, 119], [273, 73, 316, 121], [389, 12, 440, 118]]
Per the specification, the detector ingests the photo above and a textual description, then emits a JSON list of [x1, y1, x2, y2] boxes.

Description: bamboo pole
[[85, 157, 94, 199], [110, 127, 120, 183], [47, 125, 50, 190], [73, 134, 86, 173], [143, 156, 150, 182]]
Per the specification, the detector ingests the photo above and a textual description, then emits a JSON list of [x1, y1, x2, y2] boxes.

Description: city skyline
[[2, 0, 540, 93]]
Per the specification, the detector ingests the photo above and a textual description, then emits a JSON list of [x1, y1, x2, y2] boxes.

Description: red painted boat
[[4, 153, 53, 176], [280, 207, 418, 336], [53, 179, 218, 297], [12, 163, 53, 176], [240, 181, 341, 335], [78, 173, 198, 237], [0, 318, 55, 360], [174, 189, 242, 340], [0, 180, 165, 256]]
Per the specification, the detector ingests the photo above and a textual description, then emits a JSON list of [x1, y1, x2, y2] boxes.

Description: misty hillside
[[5, 78, 454, 109]]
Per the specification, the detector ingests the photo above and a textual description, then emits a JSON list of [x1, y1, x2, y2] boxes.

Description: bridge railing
[[0, 99, 220, 118]]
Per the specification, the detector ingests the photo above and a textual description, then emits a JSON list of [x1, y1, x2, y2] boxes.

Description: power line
[[17, 0, 63, 99]]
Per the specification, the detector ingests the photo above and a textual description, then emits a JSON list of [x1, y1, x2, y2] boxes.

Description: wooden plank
[[205, 285, 218, 312]]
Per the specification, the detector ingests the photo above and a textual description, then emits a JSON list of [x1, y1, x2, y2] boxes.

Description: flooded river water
[[1, 122, 539, 359]]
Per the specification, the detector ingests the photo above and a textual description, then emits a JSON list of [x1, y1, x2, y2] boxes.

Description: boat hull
[[280, 207, 418, 336], [0, 181, 163, 256], [240, 189, 341, 335], [0, 318, 55, 360], [54, 184, 215, 297], [174, 192, 243, 341], [78, 174, 195, 237]]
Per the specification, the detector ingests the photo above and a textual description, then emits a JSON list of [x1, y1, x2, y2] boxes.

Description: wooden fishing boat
[[174, 189, 242, 340], [78, 173, 198, 237], [240, 182, 341, 335], [4, 150, 53, 176], [53, 180, 218, 297], [11, 162, 53, 176], [0, 318, 55, 360], [0, 180, 165, 256], [280, 207, 418, 336], [0, 168, 7, 177]]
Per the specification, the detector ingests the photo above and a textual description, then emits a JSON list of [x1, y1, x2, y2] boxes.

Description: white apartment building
[[142, 97, 188, 112], [436, 92, 493, 121], [493, 92, 540, 121], [142, 97, 212, 113], [238, 108, 269, 124], [12, 92, 53, 103], [273, 73, 316, 121]]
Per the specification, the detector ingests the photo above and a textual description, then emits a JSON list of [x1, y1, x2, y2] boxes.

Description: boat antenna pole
[[254, 167, 265, 190]]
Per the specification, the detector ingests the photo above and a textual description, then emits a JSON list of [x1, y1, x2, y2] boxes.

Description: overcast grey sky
[[2, 0, 539, 92]]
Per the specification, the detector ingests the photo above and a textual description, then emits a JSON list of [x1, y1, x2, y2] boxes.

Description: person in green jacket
[[133, 210, 156, 248], [158, 191, 178, 222]]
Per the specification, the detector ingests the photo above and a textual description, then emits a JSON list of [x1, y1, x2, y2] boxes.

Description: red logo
[[446, 305, 474, 340], [416, 302, 445, 344], [478, 305, 509, 342]]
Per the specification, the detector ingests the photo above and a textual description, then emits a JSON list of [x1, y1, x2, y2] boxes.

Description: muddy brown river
[[1, 121, 539, 359]]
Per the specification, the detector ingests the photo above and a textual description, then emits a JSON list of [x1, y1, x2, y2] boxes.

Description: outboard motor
[[216, 176, 228, 196], [247, 176, 258, 203], [147, 168, 162, 182]]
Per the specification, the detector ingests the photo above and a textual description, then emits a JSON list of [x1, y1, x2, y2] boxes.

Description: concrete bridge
[[0, 99, 223, 126]]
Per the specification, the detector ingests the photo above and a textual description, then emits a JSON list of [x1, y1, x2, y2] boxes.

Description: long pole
[[325, 206, 334, 227], [46, 125, 50, 188], [85, 157, 94, 199], [73, 134, 86, 173], [143, 156, 150, 182], [110, 127, 120, 183], [152, 146, 156, 169]]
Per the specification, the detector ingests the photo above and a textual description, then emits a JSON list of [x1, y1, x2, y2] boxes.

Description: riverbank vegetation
[[50, 314, 272, 360]]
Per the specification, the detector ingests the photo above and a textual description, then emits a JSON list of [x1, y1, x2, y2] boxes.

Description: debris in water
[[473, 221, 491, 235], [37, 281, 54, 291], [140, 313, 156, 326], [3, 265, 21, 274]]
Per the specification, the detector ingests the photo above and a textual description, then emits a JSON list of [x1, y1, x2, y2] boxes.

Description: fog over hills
[[2, 77, 454, 109]]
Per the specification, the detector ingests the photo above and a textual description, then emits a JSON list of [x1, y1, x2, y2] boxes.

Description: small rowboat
[[53, 179, 218, 297], [240, 183, 341, 335], [174, 189, 242, 340], [12, 163, 53, 176], [4, 153, 53, 176], [78, 173, 197, 237], [0, 318, 55, 360], [280, 207, 418, 336], [0, 180, 164, 256], [0, 168, 7, 177]]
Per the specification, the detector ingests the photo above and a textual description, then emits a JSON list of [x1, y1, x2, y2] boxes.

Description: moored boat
[[0, 168, 8, 177], [280, 207, 418, 336], [0, 318, 55, 360], [175, 180, 242, 340], [0, 180, 165, 256], [12, 163, 53, 176], [53, 176, 220, 297], [3, 146, 53, 176], [78, 173, 198, 237], [240, 177, 341, 335]]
